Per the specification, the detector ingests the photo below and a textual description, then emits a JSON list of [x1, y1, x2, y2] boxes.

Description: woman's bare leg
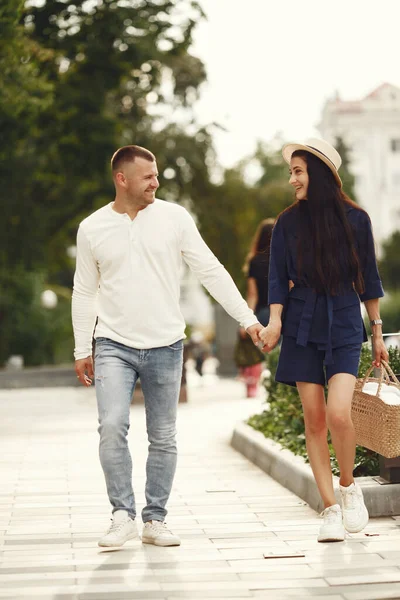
[[326, 373, 357, 487], [297, 382, 336, 508]]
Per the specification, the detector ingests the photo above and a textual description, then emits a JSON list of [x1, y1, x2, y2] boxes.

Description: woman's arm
[[258, 217, 288, 352], [364, 298, 389, 367], [357, 213, 387, 367]]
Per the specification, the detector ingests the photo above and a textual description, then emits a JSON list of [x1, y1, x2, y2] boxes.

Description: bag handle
[[361, 362, 386, 395], [381, 360, 400, 387], [361, 360, 400, 396]]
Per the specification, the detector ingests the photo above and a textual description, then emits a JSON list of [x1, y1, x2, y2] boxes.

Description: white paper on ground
[[362, 381, 400, 405]]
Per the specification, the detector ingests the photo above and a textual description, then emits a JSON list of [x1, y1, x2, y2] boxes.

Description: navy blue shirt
[[268, 202, 384, 363]]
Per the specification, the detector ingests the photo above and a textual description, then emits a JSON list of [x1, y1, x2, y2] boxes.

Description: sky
[[190, 0, 400, 167]]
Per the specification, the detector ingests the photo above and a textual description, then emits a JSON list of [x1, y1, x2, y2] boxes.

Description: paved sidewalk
[[1, 377, 400, 600]]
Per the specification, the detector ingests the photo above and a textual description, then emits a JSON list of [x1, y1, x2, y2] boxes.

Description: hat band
[[306, 145, 337, 170]]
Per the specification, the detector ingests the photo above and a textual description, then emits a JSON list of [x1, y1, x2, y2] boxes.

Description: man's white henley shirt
[[72, 200, 258, 359]]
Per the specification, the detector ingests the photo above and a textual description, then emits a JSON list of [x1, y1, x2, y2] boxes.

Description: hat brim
[[282, 143, 342, 188]]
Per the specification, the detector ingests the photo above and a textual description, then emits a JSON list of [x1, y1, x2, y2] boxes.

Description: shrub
[[248, 343, 400, 477], [0, 268, 74, 366], [380, 292, 400, 335]]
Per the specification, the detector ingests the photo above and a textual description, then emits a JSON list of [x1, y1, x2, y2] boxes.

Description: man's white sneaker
[[340, 482, 369, 533], [318, 504, 345, 543], [142, 520, 181, 547], [98, 510, 138, 547]]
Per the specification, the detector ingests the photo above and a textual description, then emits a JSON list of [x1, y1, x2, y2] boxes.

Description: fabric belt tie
[[295, 288, 334, 366]]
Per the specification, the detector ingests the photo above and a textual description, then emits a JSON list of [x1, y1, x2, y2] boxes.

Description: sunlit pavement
[[0, 376, 399, 599]]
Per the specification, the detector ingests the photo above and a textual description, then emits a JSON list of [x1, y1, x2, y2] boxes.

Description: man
[[72, 145, 262, 548]]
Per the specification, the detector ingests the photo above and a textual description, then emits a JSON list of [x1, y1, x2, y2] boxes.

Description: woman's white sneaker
[[340, 482, 369, 533], [98, 510, 138, 547], [142, 520, 181, 546], [318, 504, 345, 543]]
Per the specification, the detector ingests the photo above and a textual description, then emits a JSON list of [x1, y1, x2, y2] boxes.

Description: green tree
[[253, 141, 291, 188], [0, 0, 210, 365], [191, 143, 293, 294], [379, 230, 400, 291], [1, 0, 207, 275], [335, 136, 357, 200], [0, 0, 54, 269]]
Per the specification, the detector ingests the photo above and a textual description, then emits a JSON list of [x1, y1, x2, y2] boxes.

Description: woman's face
[[289, 156, 309, 200]]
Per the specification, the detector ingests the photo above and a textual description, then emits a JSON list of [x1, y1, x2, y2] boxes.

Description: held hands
[[258, 320, 282, 353], [75, 356, 94, 387], [245, 323, 264, 346]]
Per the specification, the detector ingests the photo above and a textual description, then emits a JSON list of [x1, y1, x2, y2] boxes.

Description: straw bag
[[352, 360, 400, 458]]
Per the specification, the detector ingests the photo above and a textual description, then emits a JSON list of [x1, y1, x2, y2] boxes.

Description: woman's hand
[[259, 320, 281, 353], [372, 335, 389, 368]]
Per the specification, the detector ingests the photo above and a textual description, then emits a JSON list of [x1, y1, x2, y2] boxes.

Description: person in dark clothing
[[243, 218, 275, 327], [259, 138, 388, 543], [238, 219, 275, 397]]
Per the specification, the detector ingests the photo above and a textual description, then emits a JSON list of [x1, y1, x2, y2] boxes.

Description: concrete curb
[[231, 421, 400, 517]]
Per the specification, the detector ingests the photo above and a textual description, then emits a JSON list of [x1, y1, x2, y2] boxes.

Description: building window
[[390, 139, 400, 152]]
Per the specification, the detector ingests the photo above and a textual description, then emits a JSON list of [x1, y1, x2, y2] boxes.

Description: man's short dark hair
[[111, 145, 155, 172]]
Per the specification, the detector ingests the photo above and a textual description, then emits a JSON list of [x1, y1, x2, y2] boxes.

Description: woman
[[243, 218, 275, 326], [259, 138, 388, 543], [238, 219, 275, 397]]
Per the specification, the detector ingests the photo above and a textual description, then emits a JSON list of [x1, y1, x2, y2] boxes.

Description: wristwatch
[[370, 319, 383, 327]]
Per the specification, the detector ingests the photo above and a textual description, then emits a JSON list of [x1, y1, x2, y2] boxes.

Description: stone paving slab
[[1, 378, 400, 599]]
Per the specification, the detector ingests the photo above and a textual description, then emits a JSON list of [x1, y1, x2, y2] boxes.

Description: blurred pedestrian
[[259, 138, 388, 543], [237, 219, 275, 397], [72, 145, 262, 549]]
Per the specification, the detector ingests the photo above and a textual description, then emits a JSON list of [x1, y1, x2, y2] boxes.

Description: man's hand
[[75, 356, 94, 387], [246, 323, 263, 346], [372, 336, 389, 368], [259, 320, 282, 353]]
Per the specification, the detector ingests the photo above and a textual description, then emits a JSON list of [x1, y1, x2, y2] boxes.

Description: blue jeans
[[94, 337, 184, 522]]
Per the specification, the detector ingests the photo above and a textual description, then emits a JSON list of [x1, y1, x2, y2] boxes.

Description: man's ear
[[115, 172, 125, 186]]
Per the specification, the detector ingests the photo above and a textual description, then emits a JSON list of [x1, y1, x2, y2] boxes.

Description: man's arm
[[179, 210, 261, 342], [72, 225, 100, 384]]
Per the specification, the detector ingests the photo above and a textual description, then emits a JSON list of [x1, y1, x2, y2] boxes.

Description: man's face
[[116, 157, 159, 205]]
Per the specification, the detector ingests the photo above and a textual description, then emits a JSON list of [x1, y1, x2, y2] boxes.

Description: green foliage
[[367, 292, 400, 335], [1, 0, 207, 274], [0, 0, 209, 364], [379, 231, 400, 292], [194, 144, 294, 294], [335, 136, 357, 200], [0, 269, 74, 366], [248, 347, 307, 457], [248, 343, 400, 477]]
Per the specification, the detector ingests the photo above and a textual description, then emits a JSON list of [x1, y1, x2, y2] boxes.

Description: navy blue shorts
[[276, 335, 361, 387]]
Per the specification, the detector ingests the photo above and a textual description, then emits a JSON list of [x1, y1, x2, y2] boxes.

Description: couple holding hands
[[72, 138, 387, 547]]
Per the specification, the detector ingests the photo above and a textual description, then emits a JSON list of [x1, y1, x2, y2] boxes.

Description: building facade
[[318, 83, 400, 252]]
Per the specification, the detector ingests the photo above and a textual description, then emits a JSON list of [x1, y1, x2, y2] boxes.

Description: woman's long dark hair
[[243, 218, 275, 275], [290, 150, 365, 296]]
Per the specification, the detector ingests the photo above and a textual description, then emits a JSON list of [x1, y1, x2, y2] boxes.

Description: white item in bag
[[362, 381, 400, 405]]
